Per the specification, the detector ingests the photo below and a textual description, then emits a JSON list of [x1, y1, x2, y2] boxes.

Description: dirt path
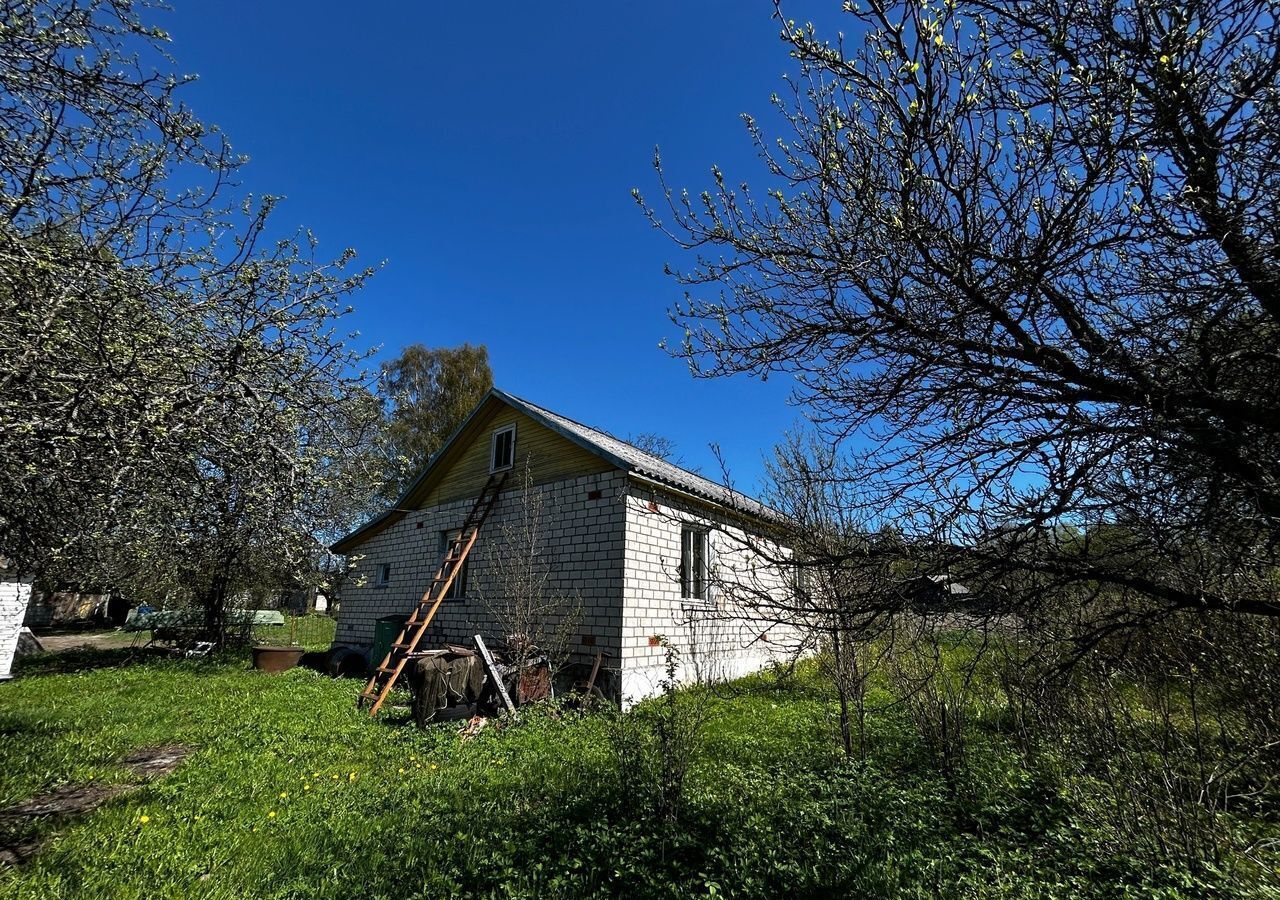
[[0, 745, 192, 866], [30, 630, 142, 654]]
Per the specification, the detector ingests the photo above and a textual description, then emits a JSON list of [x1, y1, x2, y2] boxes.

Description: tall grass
[[0, 647, 1271, 898]]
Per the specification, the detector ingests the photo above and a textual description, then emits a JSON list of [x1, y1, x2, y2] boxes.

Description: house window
[[490, 424, 516, 472], [791, 554, 810, 597], [439, 531, 469, 601], [680, 527, 707, 601], [375, 563, 392, 587]]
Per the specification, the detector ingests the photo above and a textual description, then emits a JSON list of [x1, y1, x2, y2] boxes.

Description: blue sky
[[159, 1, 836, 495]]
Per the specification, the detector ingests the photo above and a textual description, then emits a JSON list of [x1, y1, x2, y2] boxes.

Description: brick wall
[[336, 470, 627, 667], [619, 481, 800, 704]]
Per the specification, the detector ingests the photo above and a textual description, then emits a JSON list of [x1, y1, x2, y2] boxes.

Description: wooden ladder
[[358, 471, 509, 716]]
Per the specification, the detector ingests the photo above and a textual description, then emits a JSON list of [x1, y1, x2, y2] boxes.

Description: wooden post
[[474, 634, 516, 716], [584, 651, 604, 694]]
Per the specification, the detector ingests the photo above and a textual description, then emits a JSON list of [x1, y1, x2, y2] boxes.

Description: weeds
[[0, 646, 1271, 897], [608, 639, 712, 832]]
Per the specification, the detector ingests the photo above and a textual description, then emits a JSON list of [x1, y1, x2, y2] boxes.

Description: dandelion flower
[[279, 792, 288, 799], [304, 784, 311, 791], [139, 815, 150, 824], [430, 764, 438, 771], [268, 811, 276, 819]]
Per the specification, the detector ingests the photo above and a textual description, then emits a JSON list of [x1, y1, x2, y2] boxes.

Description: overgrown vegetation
[[0, 644, 1273, 898], [4, 0, 1279, 892], [633, 2, 1280, 890]]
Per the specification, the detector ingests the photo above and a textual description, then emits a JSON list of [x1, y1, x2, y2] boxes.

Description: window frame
[[490, 423, 516, 473], [790, 552, 810, 598], [374, 562, 392, 588], [439, 530, 469, 602], [679, 526, 709, 603]]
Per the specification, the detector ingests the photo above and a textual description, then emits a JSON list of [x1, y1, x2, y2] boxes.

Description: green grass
[[0, 653, 1267, 898]]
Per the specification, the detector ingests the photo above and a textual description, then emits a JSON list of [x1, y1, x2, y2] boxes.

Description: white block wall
[[336, 470, 627, 664], [0, 576, 33, 680], [619, 484, 800, 704], [335, 470, 800, 705]]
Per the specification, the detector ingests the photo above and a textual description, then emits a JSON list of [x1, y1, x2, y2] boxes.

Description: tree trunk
[[832, 629, 855, 758]]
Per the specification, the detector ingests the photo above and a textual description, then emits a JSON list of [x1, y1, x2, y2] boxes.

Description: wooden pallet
[[357, 471, 508, 716]]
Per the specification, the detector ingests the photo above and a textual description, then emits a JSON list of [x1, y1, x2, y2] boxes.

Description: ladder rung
[[360, 470, 508, 717]]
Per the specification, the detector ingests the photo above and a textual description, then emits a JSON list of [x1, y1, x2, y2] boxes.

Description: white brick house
[[332, 389, 797, 703]]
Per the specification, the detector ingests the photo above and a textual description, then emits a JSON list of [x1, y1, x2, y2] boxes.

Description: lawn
[[0, 650, 1267, 899]]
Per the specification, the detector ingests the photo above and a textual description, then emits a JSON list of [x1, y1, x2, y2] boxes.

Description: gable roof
[[498, 390, 774, 519], [331, 388, 775, 554]]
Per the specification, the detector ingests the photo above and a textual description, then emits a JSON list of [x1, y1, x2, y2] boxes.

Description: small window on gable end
[[490, 424, 516, 472], [375, 563, 391, 587]]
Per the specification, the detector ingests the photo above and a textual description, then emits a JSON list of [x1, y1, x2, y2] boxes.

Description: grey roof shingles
[[494, 389, 775, 520], [332, 388, 778, 552]]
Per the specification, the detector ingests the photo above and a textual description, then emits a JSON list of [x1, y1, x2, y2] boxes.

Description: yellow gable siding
[[418, 406, 616, 508]]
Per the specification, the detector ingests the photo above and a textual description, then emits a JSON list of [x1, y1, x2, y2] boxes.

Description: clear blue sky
[[160, 1, 834, 495]]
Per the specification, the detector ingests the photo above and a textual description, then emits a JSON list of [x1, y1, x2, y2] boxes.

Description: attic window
[[490, 424, 516, 472]]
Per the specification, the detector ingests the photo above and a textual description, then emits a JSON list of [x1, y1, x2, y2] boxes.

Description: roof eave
[[490, 388, 635, 471], [626, 471, 786, 530], [330, 388, 504, 554], [332, 387, 785, 552]]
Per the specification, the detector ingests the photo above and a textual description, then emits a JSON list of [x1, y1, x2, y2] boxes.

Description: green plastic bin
[[370, 614, 407, 666]]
